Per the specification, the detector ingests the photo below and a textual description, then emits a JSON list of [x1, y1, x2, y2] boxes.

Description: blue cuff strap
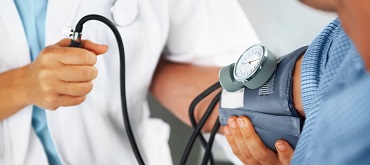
[[218, 46, 308, 151]]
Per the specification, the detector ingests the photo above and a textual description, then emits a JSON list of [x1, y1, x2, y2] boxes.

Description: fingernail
[[224, 127, 231, 135], [237, 118, 246, 128], [276, 141, 286, 151], [228, 119, 237, 128]]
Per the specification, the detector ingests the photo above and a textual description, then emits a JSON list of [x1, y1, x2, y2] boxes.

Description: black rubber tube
[[187, 82, 221, 165], [201, 119, 220, 165], [73, 14, 145, 165], [180, 91, 221, 165]]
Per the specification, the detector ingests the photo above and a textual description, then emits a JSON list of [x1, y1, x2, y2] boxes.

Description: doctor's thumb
[[275, 140, 294, 165], [81, 40, 109, 55]]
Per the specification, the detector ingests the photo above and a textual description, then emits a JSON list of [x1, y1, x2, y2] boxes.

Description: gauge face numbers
[[234, 45, 264, 81]]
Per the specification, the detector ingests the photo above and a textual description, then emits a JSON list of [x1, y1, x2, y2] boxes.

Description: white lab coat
[[0, 0, 259, 164]]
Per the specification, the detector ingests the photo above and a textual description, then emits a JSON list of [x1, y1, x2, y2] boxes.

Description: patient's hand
[[224, 116, 294, 165]]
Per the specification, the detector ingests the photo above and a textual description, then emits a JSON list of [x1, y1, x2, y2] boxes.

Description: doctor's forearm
[[0, 66, 30, 120], [150, 59, 221, 132]]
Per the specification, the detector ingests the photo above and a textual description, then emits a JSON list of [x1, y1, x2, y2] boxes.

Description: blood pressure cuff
[[218, 46, 307, 151]]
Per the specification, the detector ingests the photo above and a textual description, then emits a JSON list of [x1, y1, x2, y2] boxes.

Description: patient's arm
[[292, 55, 304, 117]]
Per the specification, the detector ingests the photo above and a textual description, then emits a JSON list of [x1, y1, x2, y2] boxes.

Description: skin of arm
[[0, 39, 107, 121], [150, 58, 222, 132]]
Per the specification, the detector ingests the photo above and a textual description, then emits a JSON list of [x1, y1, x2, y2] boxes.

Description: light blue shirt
[[310, 72, 370, 164], [14, 0, 62, 164], [292, 19, 370, 164]]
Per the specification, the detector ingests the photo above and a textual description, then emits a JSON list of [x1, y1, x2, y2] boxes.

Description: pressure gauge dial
[[219, 44, 277, 91], [233, 44, 277, 89], [234, 45, 264, 81]]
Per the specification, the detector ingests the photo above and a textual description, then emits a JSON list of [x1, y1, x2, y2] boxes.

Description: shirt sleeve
[[309, 73, 370, 165], [164, 0, 259, 66]]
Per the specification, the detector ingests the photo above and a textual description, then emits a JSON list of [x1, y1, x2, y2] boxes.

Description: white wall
[[239, 0, 336, 55]]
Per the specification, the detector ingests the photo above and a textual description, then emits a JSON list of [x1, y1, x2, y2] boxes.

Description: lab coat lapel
[[0, 1, 33, 165], [45, 0, 81, 45], [0, 0, 80, 164], [0, 0, 30, 66]]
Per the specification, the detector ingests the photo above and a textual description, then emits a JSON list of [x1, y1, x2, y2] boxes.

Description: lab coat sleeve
[[164, 0, 260, 66]]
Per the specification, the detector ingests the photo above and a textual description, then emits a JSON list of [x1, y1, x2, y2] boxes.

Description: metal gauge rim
[[233, 44, 268, 82]]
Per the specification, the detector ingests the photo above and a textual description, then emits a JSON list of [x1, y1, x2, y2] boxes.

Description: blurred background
[[149, 0, 336, 164]]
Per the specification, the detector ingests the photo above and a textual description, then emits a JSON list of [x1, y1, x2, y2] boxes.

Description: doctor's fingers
[[237, 116, 279, 165], [81, 40, 108, 55], [44, 95, 87, 110], [226, 116, 260, 165], [56, 65, 98, 82], [56, 39, 108, 55], [275, 140, 294, 165], [40, 46, 97, 65], [55, 81, 93, 97], [224, 126, 249, 164]]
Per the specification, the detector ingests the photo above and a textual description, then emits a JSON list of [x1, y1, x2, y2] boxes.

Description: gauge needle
[[248, 59, 259, 64]]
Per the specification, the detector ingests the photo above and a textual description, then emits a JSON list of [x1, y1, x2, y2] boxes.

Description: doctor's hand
[[22, 39, 108, 110], [224, 116, 294, 165]]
